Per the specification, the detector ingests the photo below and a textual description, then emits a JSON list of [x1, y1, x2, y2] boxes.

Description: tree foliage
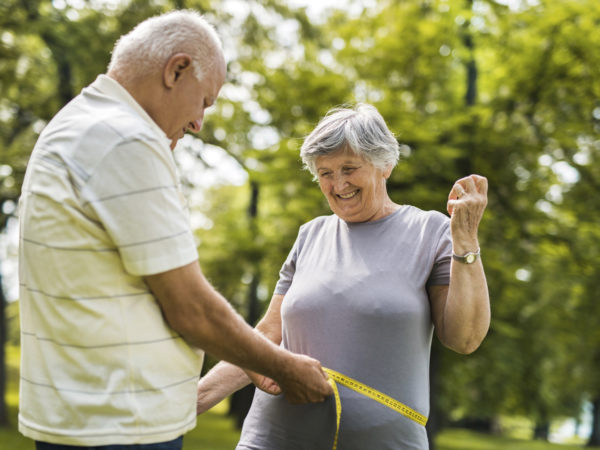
[[2, 0, 600, 443]]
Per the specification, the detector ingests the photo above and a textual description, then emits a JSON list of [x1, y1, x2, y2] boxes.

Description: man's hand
[[245, 369, 282, 396], [274, 353, 333, 404]]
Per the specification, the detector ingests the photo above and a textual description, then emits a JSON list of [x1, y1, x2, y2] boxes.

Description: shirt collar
[[89, 74, 172, 148]]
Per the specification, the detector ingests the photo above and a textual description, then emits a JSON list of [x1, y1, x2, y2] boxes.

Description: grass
[[437, 429, 591, 450], [2, 403, 597, 450], [185, 401, 241, 449], [0, 344, 32, 449], [2, 343, 598, 449]]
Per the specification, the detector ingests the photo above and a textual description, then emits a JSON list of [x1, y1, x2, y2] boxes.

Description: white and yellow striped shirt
[[18, 75, 202, 446]]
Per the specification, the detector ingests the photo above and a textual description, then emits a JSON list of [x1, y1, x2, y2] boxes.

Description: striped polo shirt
[[18, 75, 202, 445]]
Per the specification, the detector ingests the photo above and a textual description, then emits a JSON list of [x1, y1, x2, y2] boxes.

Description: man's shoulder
[[44, 77, 157, 145], [30, 88, 169, 190], [72, 89, 157, 143]]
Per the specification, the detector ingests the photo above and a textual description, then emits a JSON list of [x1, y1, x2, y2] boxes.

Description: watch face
[[466, 254, 476, 264]]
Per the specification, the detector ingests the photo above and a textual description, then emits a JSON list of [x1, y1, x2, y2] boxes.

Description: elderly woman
[[197, 103, 490, 450]]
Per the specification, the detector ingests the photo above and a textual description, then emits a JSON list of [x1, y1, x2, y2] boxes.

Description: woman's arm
[[429, 174, 491, 354], [197, 294, 285, 414]]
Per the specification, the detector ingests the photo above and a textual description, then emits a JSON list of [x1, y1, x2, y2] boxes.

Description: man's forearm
[[145, 261, 332, 404], [146, 263, 290, 380], [189, 287, 289, 381]]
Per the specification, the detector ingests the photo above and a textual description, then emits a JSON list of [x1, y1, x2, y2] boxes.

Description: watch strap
[[452, 248, 480, 264]]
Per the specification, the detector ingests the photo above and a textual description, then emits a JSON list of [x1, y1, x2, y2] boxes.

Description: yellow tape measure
[[323, 368, 428, 450]]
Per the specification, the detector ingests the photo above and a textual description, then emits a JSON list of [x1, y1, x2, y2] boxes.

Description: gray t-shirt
[[238, 206, 452, 450]]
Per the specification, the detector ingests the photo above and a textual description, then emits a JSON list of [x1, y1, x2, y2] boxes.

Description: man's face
[[167, 55, 226, 149]]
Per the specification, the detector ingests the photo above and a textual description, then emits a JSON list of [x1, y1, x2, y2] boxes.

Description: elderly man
[[18, 10, 332, 450]]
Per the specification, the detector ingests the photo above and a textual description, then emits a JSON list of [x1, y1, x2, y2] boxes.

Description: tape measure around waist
[[323, 368, 428, 450]]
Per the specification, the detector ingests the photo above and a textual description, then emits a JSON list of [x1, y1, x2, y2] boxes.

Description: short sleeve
[[426, 220, 452, 286], [273, 226, 306, 295], [81, 139, 198, 276]]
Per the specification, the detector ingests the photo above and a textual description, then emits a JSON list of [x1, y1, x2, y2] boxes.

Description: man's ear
[[163, 53, 193, 88], [383, 164, 393, 179]]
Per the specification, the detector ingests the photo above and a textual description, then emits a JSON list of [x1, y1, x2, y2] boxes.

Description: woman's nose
[[333, 173, 348, 191]]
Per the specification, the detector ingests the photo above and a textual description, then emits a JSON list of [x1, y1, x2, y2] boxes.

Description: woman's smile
[[337, 190, 359, 199]]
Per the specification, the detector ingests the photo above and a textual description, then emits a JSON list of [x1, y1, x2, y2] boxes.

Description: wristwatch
[[452, 248, 480, 264]]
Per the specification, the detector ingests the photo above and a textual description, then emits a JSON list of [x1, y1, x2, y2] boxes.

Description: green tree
[[0, 0, 221, 426], [429, 0, 600, 440], [197, 0, 600, 444], [190, 0, 353, 424], [4, 0, 600, 445], [0, 0, 120, 426]]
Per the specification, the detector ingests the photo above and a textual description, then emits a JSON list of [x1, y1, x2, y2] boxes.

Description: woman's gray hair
[[300, 103, 400, 177], [108, 10, 223, 83]]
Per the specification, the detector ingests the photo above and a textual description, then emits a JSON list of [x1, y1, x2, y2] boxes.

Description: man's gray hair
[[300, 103, 400, 177], [108, 10, 223, 82]]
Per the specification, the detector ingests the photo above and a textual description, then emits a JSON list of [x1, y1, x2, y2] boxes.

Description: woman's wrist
[[452, 240, 479, 256]]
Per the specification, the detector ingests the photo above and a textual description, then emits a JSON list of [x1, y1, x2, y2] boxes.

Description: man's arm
[[196, 294, 285, 414], [144, 262, 332, 404]]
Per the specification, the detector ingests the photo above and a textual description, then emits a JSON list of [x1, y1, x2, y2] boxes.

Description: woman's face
[[316, 148, 392, 223]]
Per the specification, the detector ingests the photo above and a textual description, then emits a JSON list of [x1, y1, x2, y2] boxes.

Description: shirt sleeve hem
[[123, 247, 199, 276]]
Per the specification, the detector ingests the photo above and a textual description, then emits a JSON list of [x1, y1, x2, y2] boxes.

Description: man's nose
[[187, 118, 203, 133]]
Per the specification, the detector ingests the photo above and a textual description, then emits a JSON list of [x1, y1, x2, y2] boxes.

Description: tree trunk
[[427, 343, 441, 450], [228, 269, 262, 425], [463, 33, 477, 107], [229, 181, 261, 429], [40, 31, 75, 107], [533, 421, 550, 441], [588, 397, 600, 446], [0, 272, 8, 426], [229, 384, 255, 430], [462, 0, 477, 108]]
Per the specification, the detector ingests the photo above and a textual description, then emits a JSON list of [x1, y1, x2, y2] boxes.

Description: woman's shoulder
[[400, 205, 450, 229], [287, 215, 335, 255], [300, 214, 337, 230]]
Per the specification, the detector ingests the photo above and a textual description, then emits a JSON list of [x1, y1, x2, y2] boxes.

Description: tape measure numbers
[[323, 368, 427, 450]]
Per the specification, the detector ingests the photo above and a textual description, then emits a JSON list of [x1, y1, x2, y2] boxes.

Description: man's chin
[[170, 130, 187, 149]]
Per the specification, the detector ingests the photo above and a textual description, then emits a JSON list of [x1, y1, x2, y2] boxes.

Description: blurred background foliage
[[1, 0, 599, 447]]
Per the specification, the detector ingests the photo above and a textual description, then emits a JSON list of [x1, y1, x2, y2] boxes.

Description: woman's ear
[[163, 53, 193, 88]]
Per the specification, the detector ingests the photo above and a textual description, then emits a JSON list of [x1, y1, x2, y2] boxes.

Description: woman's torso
[[238, 206, 451, 450]]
